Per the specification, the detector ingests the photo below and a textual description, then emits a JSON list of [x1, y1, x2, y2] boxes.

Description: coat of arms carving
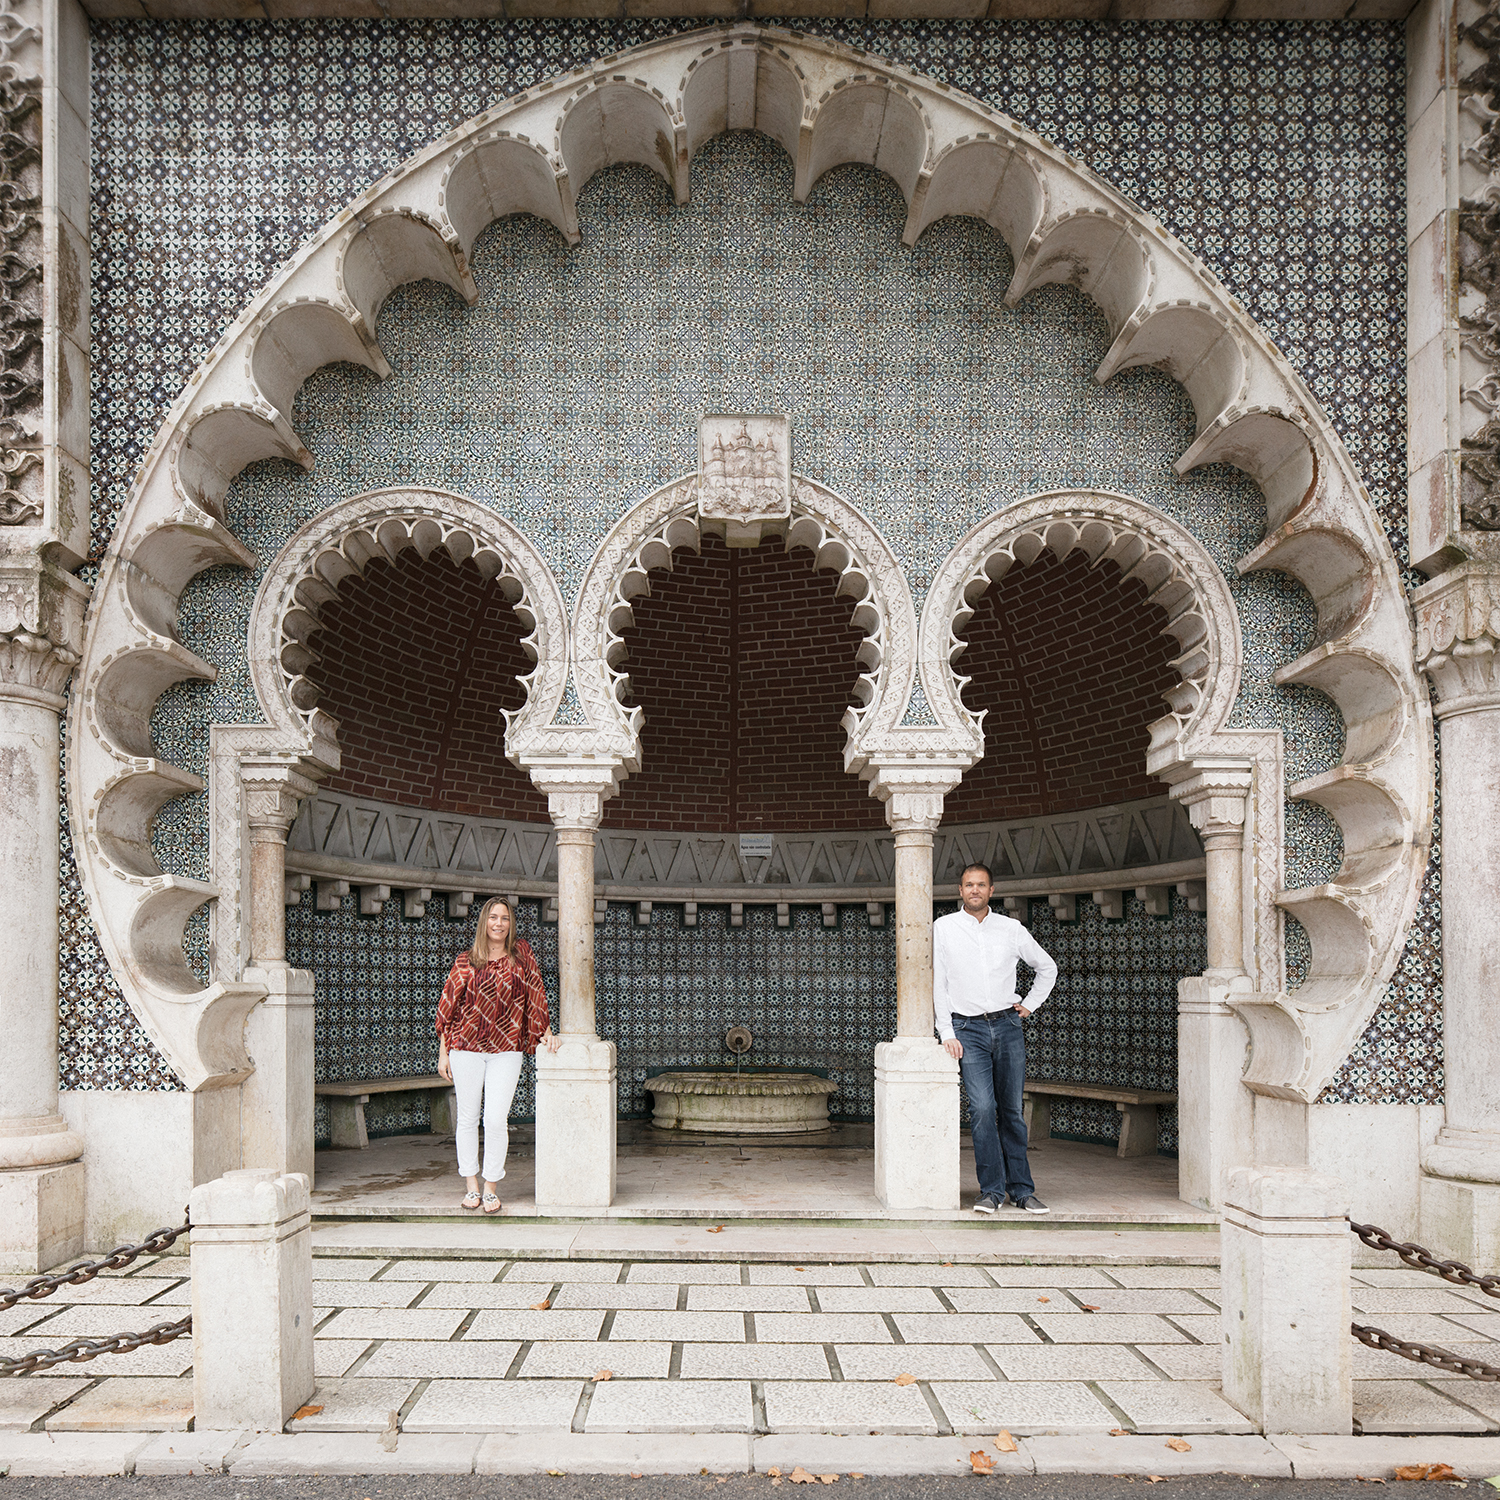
[[697, 414, 791, 547]]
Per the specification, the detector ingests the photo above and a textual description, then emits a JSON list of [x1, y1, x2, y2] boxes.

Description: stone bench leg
[[1116, 1101, 1158, 1158], [428, 1087, 458, 1136], [1023, 1093, 1052, 1144], [326, 1094, 369, 1150]]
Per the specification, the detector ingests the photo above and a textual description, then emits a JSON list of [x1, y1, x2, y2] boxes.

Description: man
[[934, 862, 1059, 1215]]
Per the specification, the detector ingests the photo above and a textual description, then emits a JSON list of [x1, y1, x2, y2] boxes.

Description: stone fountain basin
[[646, 1071, 838, 1134]]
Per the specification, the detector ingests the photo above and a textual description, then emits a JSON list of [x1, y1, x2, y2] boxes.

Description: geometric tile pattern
[[71, 17, 1434, 1105]]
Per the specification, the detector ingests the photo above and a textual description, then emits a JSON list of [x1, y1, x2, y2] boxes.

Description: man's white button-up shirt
[[931, 907, 1059, 1042]]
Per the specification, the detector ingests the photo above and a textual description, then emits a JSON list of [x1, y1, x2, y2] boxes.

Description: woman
[[436, 897, 560, 1213]]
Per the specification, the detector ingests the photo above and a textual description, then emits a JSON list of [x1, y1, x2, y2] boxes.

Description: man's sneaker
[[972, 1194, 1002, 1214], [1011, 1195, 1050, 1214]]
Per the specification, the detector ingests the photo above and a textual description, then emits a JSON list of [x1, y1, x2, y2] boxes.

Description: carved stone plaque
[[698, 413, 790, 547]]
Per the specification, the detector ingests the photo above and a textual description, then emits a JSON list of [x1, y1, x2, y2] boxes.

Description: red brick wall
[[942, 547, 1179, 823], [309, 547, 550, 821]]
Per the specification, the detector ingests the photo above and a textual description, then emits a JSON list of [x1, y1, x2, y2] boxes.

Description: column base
[[241, 967, 316, 1181], [1177, 975, 1255, 1210], [535, 1037, 617, 1210], [1419, 1173, 1500, 1267], [874, 1038, 959, 1212], [0, 1160, 85, 1274]]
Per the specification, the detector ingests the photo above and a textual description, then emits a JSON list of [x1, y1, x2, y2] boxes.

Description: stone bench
[[316, 1075, 458, 1149], [1022, 1080, 1176, 1159]]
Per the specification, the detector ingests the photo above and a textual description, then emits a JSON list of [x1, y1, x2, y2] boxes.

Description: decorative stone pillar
[[1167, 759, 1255, 1211], [530, 773, 617, 1209], [239, 757, 321, 1182], [1415, 565, 1500, 1262], [869, 766, 961, 1213]]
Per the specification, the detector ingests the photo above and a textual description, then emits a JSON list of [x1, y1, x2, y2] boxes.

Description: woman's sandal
[[461, 1190, 481, 1211], [481, 1191, 502, 1215]]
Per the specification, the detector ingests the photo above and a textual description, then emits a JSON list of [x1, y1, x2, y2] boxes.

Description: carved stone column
[[529, 771, 617, 1209], [239, 757, 321, 1181], [1415, 564, 1500, 1261], [1167, 759, 1255, 1211], [0, 562, 88, 1271], [869, 766, 961, 1213]]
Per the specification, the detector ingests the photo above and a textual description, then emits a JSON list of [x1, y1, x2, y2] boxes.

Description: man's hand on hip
[[942, 1038, 963, 1060], [1016, 1005, 1032, 1019]]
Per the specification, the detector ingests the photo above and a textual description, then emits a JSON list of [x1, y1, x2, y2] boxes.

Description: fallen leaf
[[767, 1470, 782, 1479], [291, 1405, 323, 1420], [546, 1471, 564, 1478], [819, 1478, 838, 1486], [1397, 1468, 1460, 1483], [1110, 1429, 1129, 1437], [1355, 1479, 1387, 1486], [706, 1225, 725, 1234], [1037, 1296, 1050, 1304], [1081, 1304, 1101, 1312], [630, 1475, 643, 1480], [594, 1369, 613, 1382], [942, 1262, 953, 1267], [970, 1451, 996, 1475], [530, 1299, 551, 1311], [1165, 1438, 1192, 1453], [893, 1372, 917, 1386], [795, 1268, 805, 1273], [790, 1466, 817, 1484], [1484, 1480, 1500, 1492], [850, 1475, 864, 1480], [1147, 1477, 1165, 1484], [1426, 1467, 1459, 1483], [994, 1430, 1018, 1454]]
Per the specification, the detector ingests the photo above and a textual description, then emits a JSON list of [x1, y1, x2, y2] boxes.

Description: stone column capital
[[867, 761, 964, 834], [1414, 563, 1500, 718], [0, 554, 89, 711], [529, 765, 618, 831], [240, 756, 323, 843], [1162, 757, 1254, 839]]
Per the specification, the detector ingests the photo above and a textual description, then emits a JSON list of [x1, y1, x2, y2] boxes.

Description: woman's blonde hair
[[469, 896, 519, 965]]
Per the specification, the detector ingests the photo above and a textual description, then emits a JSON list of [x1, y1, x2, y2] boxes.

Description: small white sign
[[738, 833, 774, 860]]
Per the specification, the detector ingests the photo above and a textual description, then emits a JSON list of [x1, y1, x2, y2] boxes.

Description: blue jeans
[[954, 1009, 1033, 1202]]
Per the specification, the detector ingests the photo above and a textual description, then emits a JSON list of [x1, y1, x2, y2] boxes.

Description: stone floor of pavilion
[[309, 1127, 1215, 1227]]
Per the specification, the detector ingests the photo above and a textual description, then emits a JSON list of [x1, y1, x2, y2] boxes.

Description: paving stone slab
[[986, 1343, 1162, 1382], [289, 1378, 420, 1432], [832, 1343, 995, 1382], [1351, 1270, 1482, 1290], [502, 1262, 623, 1284], [8, 1305, 176, 1341], [45, 1376, 194, 1432], [309, 1258, 388, 1280], [931, 1380, 1118, 1435], [1426, 1380, 1500, 1426], [753, 1433, 1027, 1476], [892, 1313, 1036, 1344], [1354, 1379, 1492, 1433], [815, 1287, 945, 1313], [418, 1283, 575, 1310], [314, 1340, 373, 1378], [680, 1343, 831, 1380], [552, 1284, 679, 1311], [608, 1310, 747, 1342], [755, 1312, 893, 1343], [0, 1432, 155, 1476], [0, 1306, 68, 1337], [1436, 1311, 1500, 1341], [865, 1265, 994, 1288], [1164, 1314, 1222, 1342], [946, 1289, 1079, 1314], [402, 1378, 583, 1432], [379, 1260, 506, 1282], [749, 1265, 866, 1287], [0, 1339, 193, 1378], [1352, 1314, 1500, 1346], [1074, 1290, 1219, 1316], [520, 1341, 671, 1380], [1350, 1290, 1496, 1317], [1028, 1434, 1287, 1476], [584, 1379, 753, 1433], [231, 1431, 482, 1474], [1099, 1380, 1255, 1434], [317, 1307, 468, 1341], [981, 1267, 1117, 1288], [43, 1278, 185, 1306], [686, 1286, 810, 1312], [626, 1263, 741, 1285], [465, 1309, 606, 1342], [357, 1340, 520, 1380], [1133, 1344, 1223, 1382], [478, 1432, 753, 1473], [0, 1377, 92, 1431], [1106, 1268, 1222, 1290], [1270, 1435, 1500, 1479], [135, 1430, 251, 1476], [311, 1281, 423, 1309], [763, 1380, 940, 1435], [1030, 1313, 1189, 1344]]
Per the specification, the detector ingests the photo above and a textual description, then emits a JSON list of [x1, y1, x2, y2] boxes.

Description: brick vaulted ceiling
[[309, 534, 1178, 831]]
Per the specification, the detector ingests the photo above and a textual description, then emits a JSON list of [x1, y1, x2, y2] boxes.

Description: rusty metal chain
[[0, 1220, 190, 1312], [0, 1317, 192, 1378], [1349, 1220, 1500, 1299], [1351, 1322, 1500, 1382]]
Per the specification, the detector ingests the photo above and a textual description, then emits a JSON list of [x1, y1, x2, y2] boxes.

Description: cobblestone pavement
[[3, 1256, 1500, 1454]]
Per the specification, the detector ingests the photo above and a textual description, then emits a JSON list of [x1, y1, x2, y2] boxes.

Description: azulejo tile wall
[[288, 890, 1198, 1148], [63, 16, 1436, 1108]]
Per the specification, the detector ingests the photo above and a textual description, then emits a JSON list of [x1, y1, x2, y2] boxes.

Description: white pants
[[448, 1050, 524, 1182]]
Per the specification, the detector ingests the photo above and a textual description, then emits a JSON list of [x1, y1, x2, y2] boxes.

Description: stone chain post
[[1414, 564, 1500, 1263], [868, 764, 962, 1213]]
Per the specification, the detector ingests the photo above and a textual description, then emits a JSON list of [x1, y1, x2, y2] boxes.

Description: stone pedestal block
[[1419, 1174, 1500, 1271], [240, 968, 316, 1181], [534, 1038, 617, 1209], [190, 1169, 314, 1433], [1221, 1166, 1352, 1436], [1177, 975, 1254, 1210], [0, 1160, 85, 1274], [873, 1038, 959, 1212]]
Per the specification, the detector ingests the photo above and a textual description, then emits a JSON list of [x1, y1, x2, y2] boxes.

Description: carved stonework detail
[[0, 0, 41, 527], [0, 554, 87, 706], [697, 413, 790, 546], [1414, 562, 1500, 715]]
